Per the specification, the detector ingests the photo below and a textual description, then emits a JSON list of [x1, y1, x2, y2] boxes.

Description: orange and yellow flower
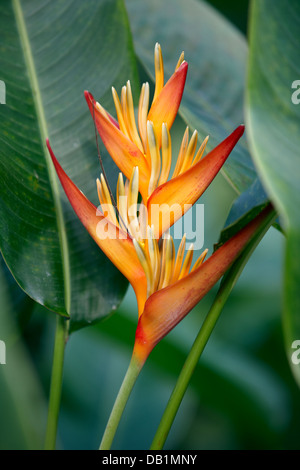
[[85, 43, 188, 202], [47, 44, 268, 366]]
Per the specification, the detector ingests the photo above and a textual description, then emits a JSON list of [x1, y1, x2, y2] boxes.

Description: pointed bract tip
[[46, 138, 54, 160], [46, 138, 53, 163], [178, 60, 188, 72], [237, 124, 245, 135], [84, 90, 94, 104], [46, 139, 62, 175]]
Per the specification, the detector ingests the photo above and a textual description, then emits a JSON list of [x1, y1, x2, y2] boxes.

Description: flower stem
[[44, 314, 69, 450], [150, 207, 277, 450], [99, 354, 144, 450]]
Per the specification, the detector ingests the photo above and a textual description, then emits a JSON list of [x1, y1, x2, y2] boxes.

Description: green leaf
[[0, 256, 46, 449], [246, 0, 300, 385], [0, 0, 138, 330], [126, 0, 256, 193], [205, 0, 250, 34], [215, 178, 270, 250]]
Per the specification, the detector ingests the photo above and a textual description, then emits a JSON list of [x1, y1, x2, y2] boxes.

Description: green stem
[[150, 208, 277, 450], [44, 314, 69, 450], [99, 354, 144, 450]]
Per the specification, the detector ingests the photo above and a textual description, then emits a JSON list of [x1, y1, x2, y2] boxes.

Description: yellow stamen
[[153, 43, 164, 103], [179, 130, 198, 175], [95, 101, 111, 122], [147, 225, 160, 294], [191, 248, 209, 272], [178, 243, 194, 280], [121, 85, 131, 137], [124, 178, 129, 198], [158, 234, 175, 290], [128, 166, 140, 238], [98, 174, 118, 227], [172, 234, 186, 283], [97, 177, 104, 207], [138, 82, 150, 153], [112, 87, 130, 139], [117, 173, 128, 232], [147, 121, 161, 195], [192, 135, 209, 166], [158, 123, 172, 186], [172, 126, 189, 178], [175, 52, 185, 71], [138, 202, 148, 241], [126, 81, 144, 153], [133, 239, 153, 298]]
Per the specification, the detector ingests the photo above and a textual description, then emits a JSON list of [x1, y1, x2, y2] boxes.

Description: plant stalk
[[44, 314, 69, 450], [99, 354, 144, 450]]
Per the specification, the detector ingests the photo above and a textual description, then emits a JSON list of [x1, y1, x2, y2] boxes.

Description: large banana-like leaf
[[246, 0, 300, 385], [0, 0, 138, 329]]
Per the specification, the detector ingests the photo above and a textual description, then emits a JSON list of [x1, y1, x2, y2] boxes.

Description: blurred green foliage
[[205, 0, 250, 34]]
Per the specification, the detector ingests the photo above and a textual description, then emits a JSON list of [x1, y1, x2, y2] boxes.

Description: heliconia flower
[[85, 43, 244, 238], [46, 43, 254, 369], [44, 42, 277, 452], [85, 43, 188, 202], [46, 130, 271, 368]]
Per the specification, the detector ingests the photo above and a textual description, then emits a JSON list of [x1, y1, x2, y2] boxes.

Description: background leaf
[[246, 0, 300, 385], [204, 0, 250, 34], [126, 0, 256, 193], [0, 256, 46, 449], [215, 178, 270, 250], [0, 0, 139, 329]]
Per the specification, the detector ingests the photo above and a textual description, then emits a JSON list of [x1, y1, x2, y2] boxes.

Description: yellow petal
[[157, 234, 175, 289], [138, 82, 150, 153], [111, 86, 130, 139], [97, 175, 118, 227], [125, 80, 144, 153], [153, 43, 164, 103], [147, 121, 161, 195], [158, 123, 172, 186], [172, 126, 189, 178], [179, 130, 198, 175], [175, 51, 185, 71], [178, 243, 194, 280], [192, 136, 209, 166], [171, 234, 186, 283]]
